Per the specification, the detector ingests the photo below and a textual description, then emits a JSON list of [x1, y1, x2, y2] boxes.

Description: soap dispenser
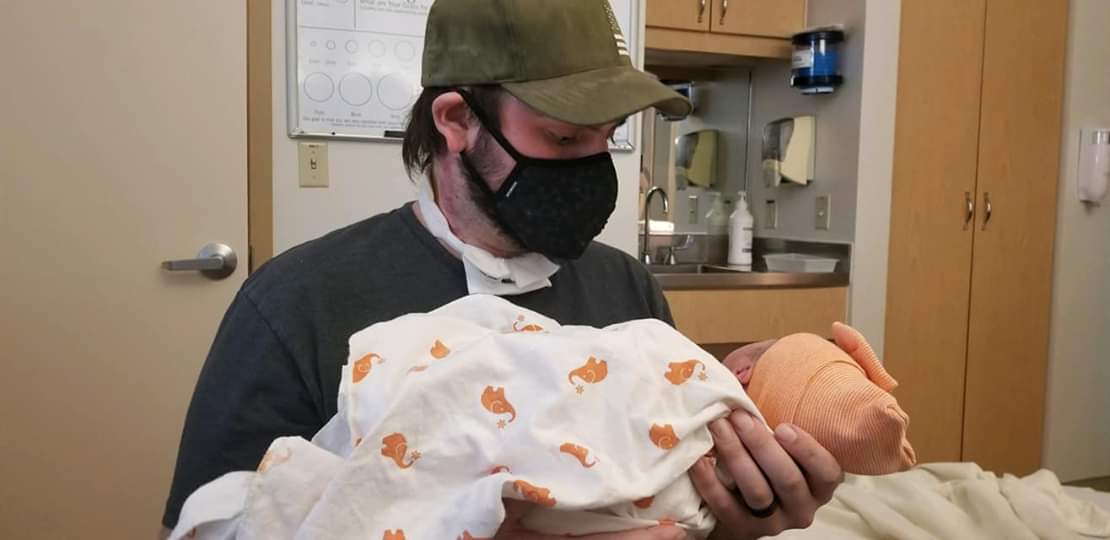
[[705, 193, 729, 235], [728, 191, 754, 270]]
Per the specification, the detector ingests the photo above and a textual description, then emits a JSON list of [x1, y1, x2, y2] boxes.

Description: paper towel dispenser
[[675, 129, 718, 189], [763, 116, 816, 187]]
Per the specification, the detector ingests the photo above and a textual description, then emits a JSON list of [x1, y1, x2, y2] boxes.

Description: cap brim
[[502, 65, 692, 126]]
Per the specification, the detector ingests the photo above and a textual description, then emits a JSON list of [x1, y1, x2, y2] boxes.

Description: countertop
[[649, 264, 850, 291]]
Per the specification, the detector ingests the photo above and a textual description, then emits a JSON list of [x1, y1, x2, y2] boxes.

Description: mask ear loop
[[455, 88, 528, 164]]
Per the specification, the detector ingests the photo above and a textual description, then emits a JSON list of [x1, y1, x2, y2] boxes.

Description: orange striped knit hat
[[745, 323, 917, 475]]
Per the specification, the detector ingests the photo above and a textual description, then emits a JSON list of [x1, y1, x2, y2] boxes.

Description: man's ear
[[431, 91, 474, 154]]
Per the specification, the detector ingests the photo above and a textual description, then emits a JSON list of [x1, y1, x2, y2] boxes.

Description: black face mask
[[456, 91, 618, 260]]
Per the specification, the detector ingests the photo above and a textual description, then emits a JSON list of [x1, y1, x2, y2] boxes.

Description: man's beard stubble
[[460, 132, 525, 252]]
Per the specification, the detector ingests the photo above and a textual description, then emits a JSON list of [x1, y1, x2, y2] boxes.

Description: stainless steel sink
[[647, 263, 749, 275]]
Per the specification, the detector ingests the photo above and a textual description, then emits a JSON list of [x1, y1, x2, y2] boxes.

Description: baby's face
[[722, 339, 777, 386]]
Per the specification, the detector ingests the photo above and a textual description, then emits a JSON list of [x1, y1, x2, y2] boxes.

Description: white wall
[[1042, 0, 1110, 482], [847, 0, 900, 356], [271, 0, 645, 255], [744, 0, 866, 245]]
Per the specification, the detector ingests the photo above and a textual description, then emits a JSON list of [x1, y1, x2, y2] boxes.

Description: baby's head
[[723, 323, 917, 475]]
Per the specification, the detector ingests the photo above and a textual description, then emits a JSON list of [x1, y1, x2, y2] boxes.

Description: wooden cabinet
[[665, 287, 847, 345], [644, 0, 806, 61], [884, 0, 1068, 475], [714, 0, 807, 39], [645, 0, 710, 32]]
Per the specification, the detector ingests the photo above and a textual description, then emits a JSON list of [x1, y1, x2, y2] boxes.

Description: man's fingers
[[730, 413, 817, 526], [689, 457, 757, 526], [776, 424, 844, 503], [709, 417, 774, 511]]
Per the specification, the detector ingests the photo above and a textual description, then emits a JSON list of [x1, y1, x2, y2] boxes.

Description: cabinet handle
[[964, 191, 975, 230], [720, 0, 729, 25], [982, 192, 993, 231], [697, 0, 706, 23]]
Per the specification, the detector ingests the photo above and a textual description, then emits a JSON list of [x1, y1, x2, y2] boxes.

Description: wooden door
[[710, 0, 805, 39], [646, 0, 712, 32], [962, 0, 1069, 475], [883, 0, 988, 464], [0, 1, 248, 537]]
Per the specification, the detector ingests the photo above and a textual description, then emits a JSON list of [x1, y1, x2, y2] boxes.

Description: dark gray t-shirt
[[162, 203, 673, 528]]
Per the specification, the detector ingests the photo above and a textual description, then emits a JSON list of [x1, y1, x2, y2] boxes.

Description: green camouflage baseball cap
[[421, 0, 692, 126]]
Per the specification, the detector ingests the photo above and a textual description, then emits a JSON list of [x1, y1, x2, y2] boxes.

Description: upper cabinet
[[713, 0, 806, 38], [645, 0, 806, 62], [645, 0, 711, 32]]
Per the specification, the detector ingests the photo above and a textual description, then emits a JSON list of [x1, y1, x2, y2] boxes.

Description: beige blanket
[[776, 463, 1110, 540]]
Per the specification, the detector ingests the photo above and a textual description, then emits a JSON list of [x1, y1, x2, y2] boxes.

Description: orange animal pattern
[[489, 464, 512, 475], [257, 447, 292, 474], [514, 480, 557, 507], [353, 353, 384, 383], [559, 442, 599, 468], [481, 386, 517, 429], [431, 340, 451, 359], [383, 530, 406, 540], [513, 315, 545, 333], [567, 356, 608, 394], [650, 423, 680, 450], [457, 531, 491, 540], [633, 496, 654, 509], [186, 528, 197, 538], [380, 433, 421, 469], [664, 359, 707, 385], [657, 519, 677, 527], [407, 365, 428, 373]]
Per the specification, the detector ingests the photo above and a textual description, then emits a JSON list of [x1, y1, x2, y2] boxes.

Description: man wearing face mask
[[161, 1, 842, 538]]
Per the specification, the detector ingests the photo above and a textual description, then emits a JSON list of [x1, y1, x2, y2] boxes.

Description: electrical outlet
[[816, 195, 831, 230], [298, 142, 329, 188], [688, 195, 699, 225], [764, 200, 778, 229]]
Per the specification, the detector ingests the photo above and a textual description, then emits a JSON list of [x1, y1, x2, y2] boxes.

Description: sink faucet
[[641, 186, 670, 264]]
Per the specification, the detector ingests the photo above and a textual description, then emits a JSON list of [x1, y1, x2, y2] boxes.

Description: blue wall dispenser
[[791, 26, 845, 95]]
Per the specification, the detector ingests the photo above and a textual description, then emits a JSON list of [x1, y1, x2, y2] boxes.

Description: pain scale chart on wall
[[286, 0, 639, 150]]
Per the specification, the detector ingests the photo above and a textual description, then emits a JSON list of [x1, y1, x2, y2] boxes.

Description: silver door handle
[[698, 0, 707, 23], [720, 0, 729, 25], [964, 191, 975, 230], [162, 243, 237, 279], [982, 192, 993, 231]]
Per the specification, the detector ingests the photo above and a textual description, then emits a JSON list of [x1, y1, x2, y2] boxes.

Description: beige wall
[[270, 0, 646, 255], [1043, 0, 1110, 482]]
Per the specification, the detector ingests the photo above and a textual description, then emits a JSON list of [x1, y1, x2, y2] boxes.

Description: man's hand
[[689, 412, 842, 540], [495, 500, 689, 540]]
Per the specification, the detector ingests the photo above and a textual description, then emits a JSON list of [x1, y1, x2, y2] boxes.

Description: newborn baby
[[722, 323, 917, 475]]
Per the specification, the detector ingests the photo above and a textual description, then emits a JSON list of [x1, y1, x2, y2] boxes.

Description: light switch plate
[[764, 200, 778, 229], [298, 142, 329, 188], [816, 195, 831, 230]]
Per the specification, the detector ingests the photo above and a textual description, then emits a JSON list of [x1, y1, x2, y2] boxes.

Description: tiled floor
[[1065, 476, 1110, 492]]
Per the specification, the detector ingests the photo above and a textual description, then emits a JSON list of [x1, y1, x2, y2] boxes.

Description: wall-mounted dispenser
[[762, 116, 816, 187], [675, 129, 719, 189], [1078, 128, 1109, 206], [791, 27, 845, 95]]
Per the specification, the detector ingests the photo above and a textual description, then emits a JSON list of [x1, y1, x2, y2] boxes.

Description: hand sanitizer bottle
[[728, 191, 754, 270]]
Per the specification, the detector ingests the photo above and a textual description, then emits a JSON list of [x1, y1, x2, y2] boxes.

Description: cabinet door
[[710, 0, 805, 38], [646, 0, 712, 32], [884, 0, 987, 464], [962, 0, 1068, 476]]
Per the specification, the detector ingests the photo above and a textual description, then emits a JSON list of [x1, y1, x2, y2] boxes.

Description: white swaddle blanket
[[171, 295, 761, 539]]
